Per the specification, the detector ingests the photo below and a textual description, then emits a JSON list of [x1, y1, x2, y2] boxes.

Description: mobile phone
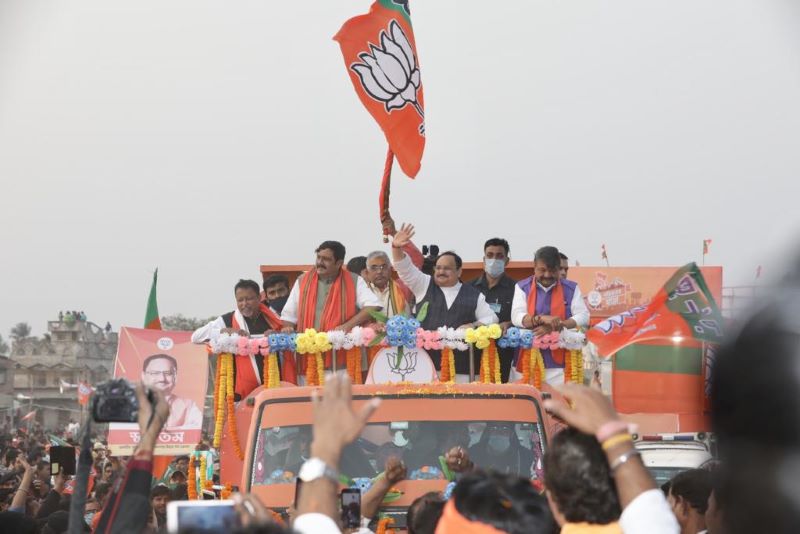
[[340, 488, 361, 529], [166, 500, 239, 534], [294, 477, 304, 506], [50, 446, 77, 476]]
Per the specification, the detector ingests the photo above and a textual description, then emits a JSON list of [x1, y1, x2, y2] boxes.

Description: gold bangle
[[601, 433, 633, 451]]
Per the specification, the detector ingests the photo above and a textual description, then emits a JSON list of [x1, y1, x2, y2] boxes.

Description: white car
[[634, 433, 714, 486]]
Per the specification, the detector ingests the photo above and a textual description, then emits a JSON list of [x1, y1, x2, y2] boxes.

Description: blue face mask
[[484, 258, 505, 278], [84, 512, 96, 526], [488, 435, 511, 454]]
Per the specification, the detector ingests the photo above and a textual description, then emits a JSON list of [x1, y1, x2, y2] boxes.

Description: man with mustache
[[192, 279, 288, 395], [511, 246, 590, 385], [391, 223, 498, 380], [140, 354, 202, 429], [281, 240, 382, 369]]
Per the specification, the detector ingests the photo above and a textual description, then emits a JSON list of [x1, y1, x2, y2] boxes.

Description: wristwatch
[[298, 457, 340, 483]]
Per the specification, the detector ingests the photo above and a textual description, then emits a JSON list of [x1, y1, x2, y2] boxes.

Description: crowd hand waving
[[391, 223, 415, 249], [136, 383, 170, 451], [542, 384, 620, 435], [445, 446, 474, 474], [310, 372, 381, 466]]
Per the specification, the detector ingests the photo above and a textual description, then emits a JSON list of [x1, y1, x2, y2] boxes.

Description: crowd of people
[[2, 216, 798, 533]]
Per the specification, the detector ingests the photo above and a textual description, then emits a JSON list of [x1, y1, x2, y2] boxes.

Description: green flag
[[145, 269, 162, 330]]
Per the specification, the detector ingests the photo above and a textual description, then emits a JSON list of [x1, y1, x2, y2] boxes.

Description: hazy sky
[[1, 0, 799, 337]]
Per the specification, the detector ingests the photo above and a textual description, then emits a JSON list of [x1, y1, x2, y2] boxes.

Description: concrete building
[[10, 317, 117, 430]]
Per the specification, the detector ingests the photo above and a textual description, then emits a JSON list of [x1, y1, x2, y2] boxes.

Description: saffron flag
[[21, 410, 37, 422], [77, 382, 93, 406], [587, 263, 724, 357], [145, 269, 161, 330], [703, 239, 712, 255], [334, 1, 425, 226]]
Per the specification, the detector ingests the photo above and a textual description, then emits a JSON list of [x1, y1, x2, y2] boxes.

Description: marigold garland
[[532, 349, 545, 390], [354, 348, 362, 383], [199, 453, 208, 496], [521, 348, 531, 384], [187, 455, 198, 500], [345, 347, 362, 384], [220, 483, 233, 500], [439, 347, 456, 383], [225, 355, 244, 459], [564, 350, 573, 384], [213, 354, 232, 449], [316, 353, 325, 385], [480, 348, 490, 383], [493, 349, 501, 384], [305, 353, 319, 386], [263, 353, 280, 389], [376, 517, 395, 534]]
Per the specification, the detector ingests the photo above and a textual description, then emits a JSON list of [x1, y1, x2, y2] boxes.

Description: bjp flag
[[334, 1, 425, 223], [587, 263, 725, 357]]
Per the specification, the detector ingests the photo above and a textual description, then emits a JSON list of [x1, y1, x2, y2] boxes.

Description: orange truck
[[218, 382, 563, 528]]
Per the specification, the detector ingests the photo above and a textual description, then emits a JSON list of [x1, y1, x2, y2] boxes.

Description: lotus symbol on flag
[[351, 20, 424, 128]]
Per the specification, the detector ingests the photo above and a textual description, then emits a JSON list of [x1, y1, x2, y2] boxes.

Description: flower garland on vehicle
[[295, 329, 331, 386], [466, 325, 503, 384], [376, 517, 395, 534], [187, 455, 198, 500]]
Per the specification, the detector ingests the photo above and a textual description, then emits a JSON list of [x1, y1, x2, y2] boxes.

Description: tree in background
[[0, 334, 8, 355], [161, 314, 215, 332], [10, 322, 31, 341]]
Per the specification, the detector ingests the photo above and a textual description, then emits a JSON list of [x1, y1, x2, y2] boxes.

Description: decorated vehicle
[[239, 382, 562, 529]]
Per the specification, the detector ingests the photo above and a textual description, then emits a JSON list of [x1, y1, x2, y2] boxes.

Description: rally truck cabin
[[236, 382, 561, 528]]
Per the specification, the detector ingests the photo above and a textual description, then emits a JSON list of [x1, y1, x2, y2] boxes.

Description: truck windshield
[[250, 395, 545, 488]]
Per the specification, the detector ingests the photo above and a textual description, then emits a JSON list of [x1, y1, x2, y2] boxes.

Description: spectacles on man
[[368, 264, 389, 272], [145, 370, 176, 378]]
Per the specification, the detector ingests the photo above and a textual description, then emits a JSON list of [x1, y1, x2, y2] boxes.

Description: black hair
[[453, 470, 556, 534], [4, 449, 18, 466], [234, 279, 261, 295], [93, 482, 111, 502], [151, 484, 171, 500], [406, 491, 445, 534], [170, 482, 188, 501], [316, 240, 346, 262], [558, 252, 568, 261], [142, 353, 177, 372], [0, 511, 38, 534], [484, 238, 510, 255], [435, 251, 463, 270], [534, 246, 561, 270], [669, 468, 712, 514], [543, 427, 621, 524], [347, 256, 367, 275], [230, 523, 295, 534], [262, 274, 289, 292]]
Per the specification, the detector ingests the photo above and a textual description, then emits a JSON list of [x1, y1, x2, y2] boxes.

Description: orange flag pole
[[380, 148, 394, 243]]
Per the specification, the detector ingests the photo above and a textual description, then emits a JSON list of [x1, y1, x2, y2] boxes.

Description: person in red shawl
[[191, 279, 287, 399], [280, 240, 382, 368]]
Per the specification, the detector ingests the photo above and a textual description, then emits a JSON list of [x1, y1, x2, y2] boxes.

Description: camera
[[91, 379, 152, 423]]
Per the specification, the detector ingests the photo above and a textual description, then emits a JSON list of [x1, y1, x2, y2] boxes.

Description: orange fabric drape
[[297, 268, 357, 367]]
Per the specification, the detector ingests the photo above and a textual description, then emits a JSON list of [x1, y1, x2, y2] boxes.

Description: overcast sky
[[1, 0, 799, 337]]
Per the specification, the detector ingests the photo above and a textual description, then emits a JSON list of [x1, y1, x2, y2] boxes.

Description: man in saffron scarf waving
[[281, 240, 382, 367], [510, 246, 590, 385], [192, 279, 286, 398]]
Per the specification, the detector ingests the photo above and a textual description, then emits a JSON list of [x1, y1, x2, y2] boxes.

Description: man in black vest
[[391, 223, 498, 381]]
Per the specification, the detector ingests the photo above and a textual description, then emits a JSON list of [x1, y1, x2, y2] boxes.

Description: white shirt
[[393, 253, 498, 325], [190, 316, 226, 344], [510, 279, 590, 328], [293, 513, 343, 534], [369, 283, 403, 317], [280, 272, 382, 326], [619, 489, 680, 534]]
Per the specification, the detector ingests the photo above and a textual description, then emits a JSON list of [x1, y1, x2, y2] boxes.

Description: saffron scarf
[[297, 267, 358, 367], [516, 279, 567, 371], [388, 279, 408, 316], [435, 500, 506, 534]]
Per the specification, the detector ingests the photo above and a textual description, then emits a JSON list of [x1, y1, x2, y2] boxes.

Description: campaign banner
[[108, 327, 208, 456]]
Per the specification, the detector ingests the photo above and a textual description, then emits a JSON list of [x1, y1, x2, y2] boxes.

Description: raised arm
[[391, 224, 430, 302]]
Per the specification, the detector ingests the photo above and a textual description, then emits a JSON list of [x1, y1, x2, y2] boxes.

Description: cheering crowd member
[[511, 246, 590, 384], [192, 279, 287, 397], [390, 223, 498, 380]]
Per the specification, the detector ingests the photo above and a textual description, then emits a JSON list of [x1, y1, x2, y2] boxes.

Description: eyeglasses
[[368, 264, 389, 272], [145, 370, 176, 378]]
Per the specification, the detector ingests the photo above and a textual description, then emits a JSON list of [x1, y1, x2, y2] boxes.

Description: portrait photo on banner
[[107, 327, 209, 456]]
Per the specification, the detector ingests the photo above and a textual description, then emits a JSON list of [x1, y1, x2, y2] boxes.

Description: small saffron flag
[[703, 239, 712, 255], [587, 263, 724, 357], [144, 269, 162, 330]]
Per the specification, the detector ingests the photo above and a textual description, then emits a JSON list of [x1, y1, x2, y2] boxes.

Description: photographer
[[94, 383, 169, 534]]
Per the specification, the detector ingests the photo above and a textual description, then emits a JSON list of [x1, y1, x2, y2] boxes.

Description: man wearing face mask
[[262, 274, 291, 315], [470, 238, 517, 382], [468, 422, 534, 476], [511, 246, 590, 385]]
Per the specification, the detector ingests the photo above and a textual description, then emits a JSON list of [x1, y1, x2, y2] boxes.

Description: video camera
[[91, 378, 154, 423]]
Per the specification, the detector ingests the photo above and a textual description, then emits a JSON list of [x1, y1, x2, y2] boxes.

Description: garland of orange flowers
[[367, 345, 381, 367], [187, 455, 198, 500], [225, 354, 244, 459], [479, 341, 501, 384], [493, 347, 501, 384], [532, 349, 545, 389], [199, 453, 208, 496], [376, 517, 395, 534], [439, 347, 456, 383], [220, 483, 233, 499], [572, 350, 583, 384], [316, 353, 325, 385], [269, 509, 286, 526], [521, 348, 531, 384], [263, 353, 280, 389], [345, 347, 362, 384], [564, 349, 573, 384], [305, 354, 318, 386], [212, 354, 231, 448]]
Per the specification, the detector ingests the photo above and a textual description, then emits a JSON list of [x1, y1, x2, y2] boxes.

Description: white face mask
[[484, 258, 505, 278]]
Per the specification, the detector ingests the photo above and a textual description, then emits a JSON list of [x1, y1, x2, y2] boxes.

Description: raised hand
[[542, 384, 620, 436], [384, 456, 407, 484], [445, 446, 474, 473], [392, 223, 415, 249]]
